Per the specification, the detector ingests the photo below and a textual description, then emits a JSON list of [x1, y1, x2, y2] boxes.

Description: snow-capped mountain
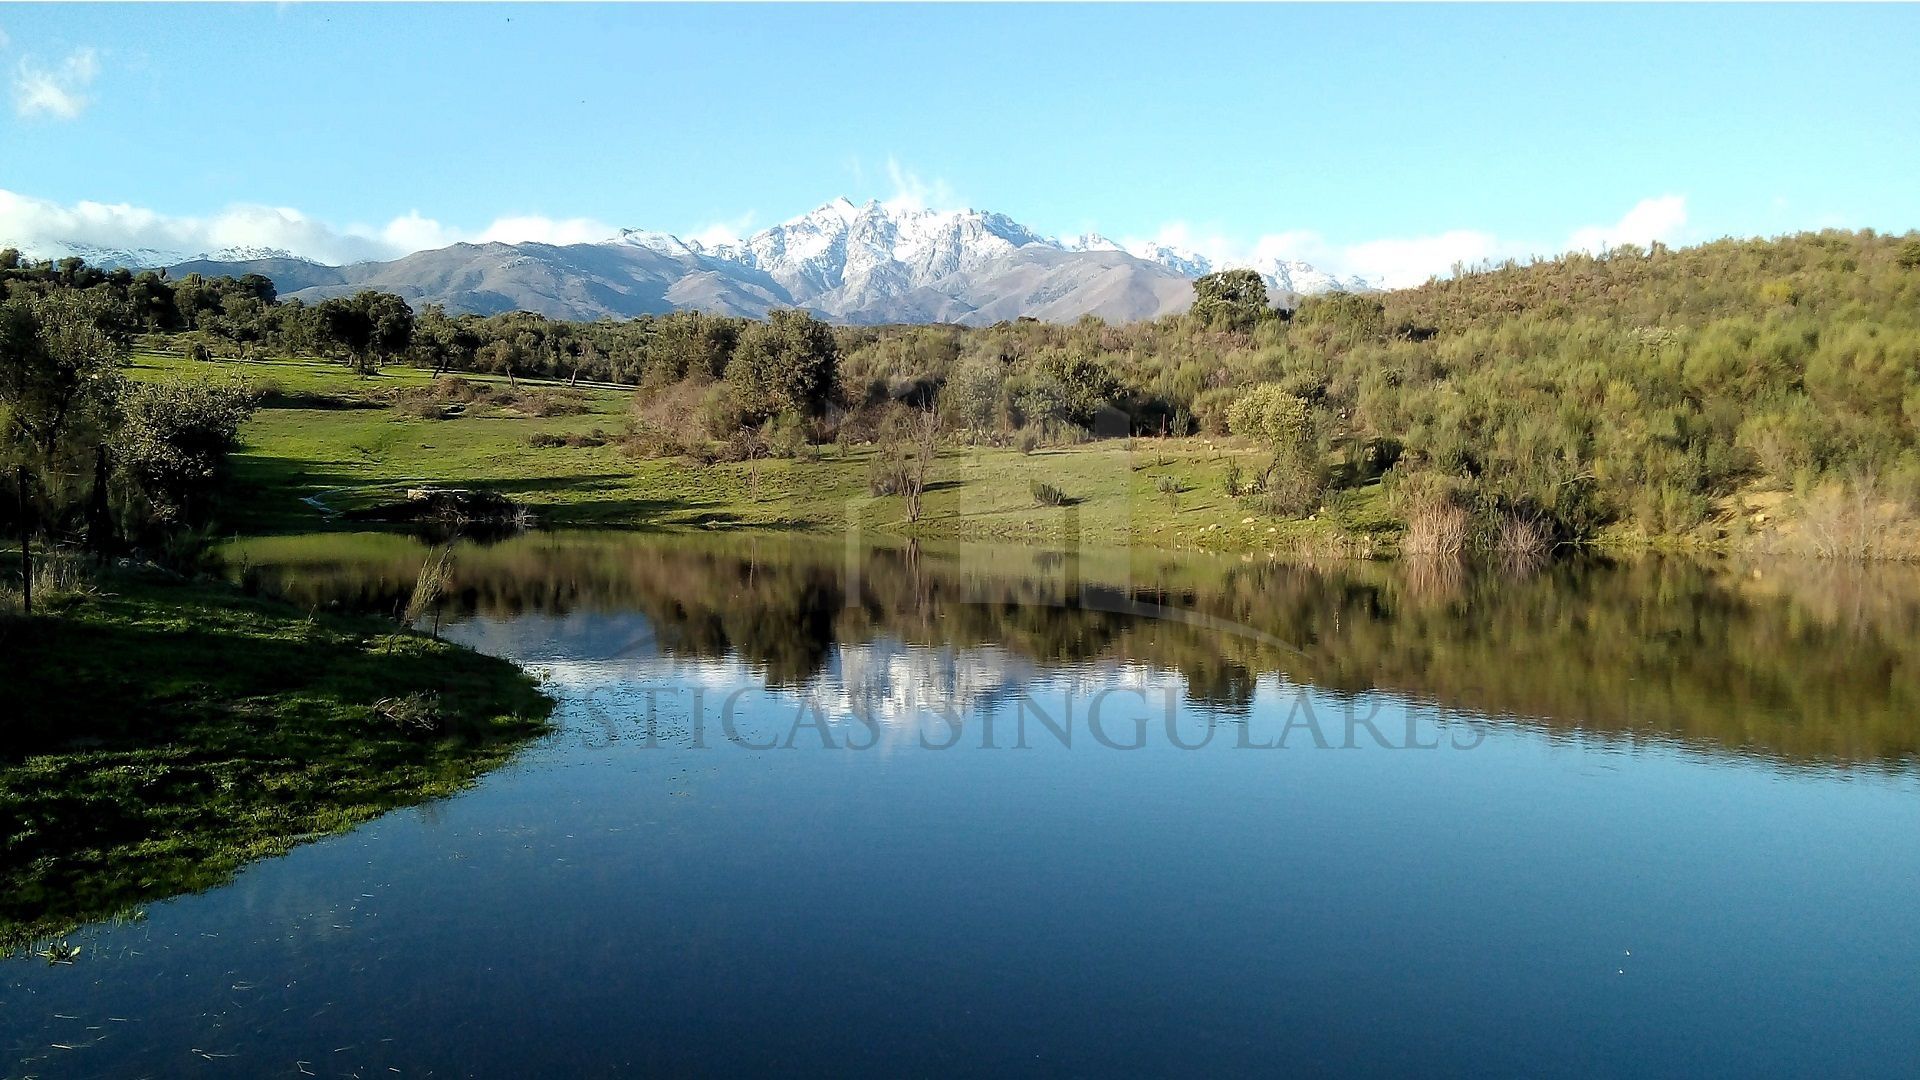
[[37, 197, 1373, 325], [607, 198, 1372, 316], [19, 240, 193, 270], [205, 245, 307, 263], [690, 198, 1054, 310], [17, 239, 319, 271]]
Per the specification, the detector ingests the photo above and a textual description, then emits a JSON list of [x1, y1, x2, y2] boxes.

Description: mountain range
[[21, 198, 1375, 325]]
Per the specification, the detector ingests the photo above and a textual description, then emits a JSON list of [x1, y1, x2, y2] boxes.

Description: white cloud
[[1131, 196, 1691, 289], [1337, 230, 1504, 288], [0, 26, 12, 51], [373, 210, 621, 253], [0, 188, 396, 263], [1567, 195, 1687, 254], [472, 215, 617, 247], [378, 210, 460, 254], [0, 188, 625, 265], [14, 47, 98, 120], [689, 211, 755, 249], [882, 156, 957, 213], [1128, 221, 1498, 289]]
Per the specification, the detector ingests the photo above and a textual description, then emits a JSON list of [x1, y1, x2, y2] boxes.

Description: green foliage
[[0, 289, 128, 461], [1294, 291, 1386, 337], [112, 378, 259, 528], [315, 290, 416, 375], [0, 290, 130, 578], [728, 309, 840, 423], [946, 354, 1005, 432], [1226, 385, 1312, 452], [1190, 268, 1271, 332]]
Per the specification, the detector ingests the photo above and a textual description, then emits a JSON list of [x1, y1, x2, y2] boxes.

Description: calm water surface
[[5, 533, 1920, 1077]]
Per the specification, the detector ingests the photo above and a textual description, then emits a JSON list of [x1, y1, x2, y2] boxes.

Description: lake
[[5, 531, 1919, 1077]]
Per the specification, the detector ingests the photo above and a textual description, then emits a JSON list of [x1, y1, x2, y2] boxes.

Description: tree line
[[0, 284, 256, 612]]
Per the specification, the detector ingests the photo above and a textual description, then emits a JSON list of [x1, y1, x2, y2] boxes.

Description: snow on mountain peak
[[207, 245, 303, 263], [604, 198, 1376, 311]]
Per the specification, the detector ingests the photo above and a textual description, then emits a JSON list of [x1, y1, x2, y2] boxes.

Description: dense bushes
[[1, 289, 260, 607]]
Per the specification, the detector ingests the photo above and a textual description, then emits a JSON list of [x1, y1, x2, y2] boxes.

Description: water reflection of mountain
[[228, 532, 1920, 770]]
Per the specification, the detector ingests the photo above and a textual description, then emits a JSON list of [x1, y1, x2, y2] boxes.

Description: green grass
[[0, 567, 553, 954], [131, 352, 1349, 552]]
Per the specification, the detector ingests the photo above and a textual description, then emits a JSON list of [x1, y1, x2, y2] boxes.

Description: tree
[[173, 273, 216, 330], [0, 291, 128, 612], [127, 271, 177, 332], [315, 291, 414, 375], [0, 291, 128, 461], [728, 309, 839, 423], [1227, 384, 1326, 516], [314, 296, 373, 371], [1899, 237, 1920, 270], [112, 378, 257, 532], [947, 355, 1005, 434], [649, 310, 738, 383], [1190, 269, 1271, 332], [364, 292, 416, 372], [413, 305, 479, 376], [868, 406, 941, 523]]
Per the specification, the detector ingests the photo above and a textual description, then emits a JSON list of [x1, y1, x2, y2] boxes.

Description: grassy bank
[[133, 351, 1385, 553], [0, 567, 553, 953]]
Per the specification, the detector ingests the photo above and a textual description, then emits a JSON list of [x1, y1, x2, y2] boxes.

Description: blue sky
[[1, 3, 1916, 284]]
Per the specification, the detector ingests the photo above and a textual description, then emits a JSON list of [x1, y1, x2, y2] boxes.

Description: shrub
[[516, 388, 589, 418], [1799, 472, 1892, 559], [373, 691, 446, 735], [113, 378, 260, 529], [1031, 481, 1068, 507], [1491, 511, 1553, 558], [616, 426, 686, 460], [1259, 457, 1328, 518], [947, 355, 1005, 432], [764, 410, 811, 458], [1401, 500, 1472, 556], [1226, 385, 1312, 451]]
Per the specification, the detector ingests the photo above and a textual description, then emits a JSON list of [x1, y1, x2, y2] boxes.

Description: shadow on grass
[[257, 390, 386, 411], [219, 458, 732, 535]]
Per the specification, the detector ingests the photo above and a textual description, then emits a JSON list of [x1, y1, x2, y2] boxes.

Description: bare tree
[[903, 407, 940, 524]]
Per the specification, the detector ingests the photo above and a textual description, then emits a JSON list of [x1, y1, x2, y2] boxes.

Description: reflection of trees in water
[[230, 532, 1920, 768]]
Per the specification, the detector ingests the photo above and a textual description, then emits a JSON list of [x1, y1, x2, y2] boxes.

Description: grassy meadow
[[134, 351, 1387, 553]]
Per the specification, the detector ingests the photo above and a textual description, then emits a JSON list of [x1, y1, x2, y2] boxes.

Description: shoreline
[[0, 569, 554, 954]]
